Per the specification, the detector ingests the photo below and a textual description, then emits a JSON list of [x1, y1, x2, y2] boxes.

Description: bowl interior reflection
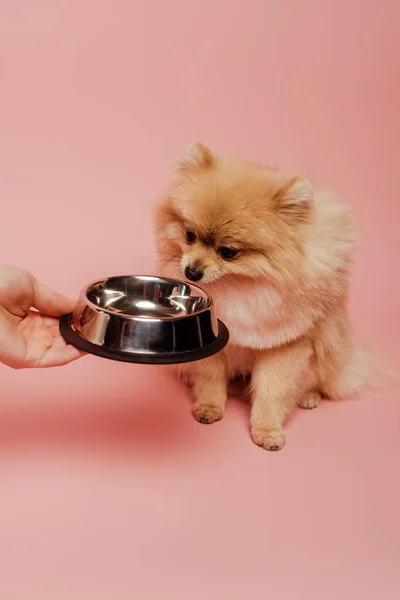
[[85, 275, 208, 318]]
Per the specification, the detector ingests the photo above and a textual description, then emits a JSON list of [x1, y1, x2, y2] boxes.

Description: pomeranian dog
[[154, 143, 374, 451]]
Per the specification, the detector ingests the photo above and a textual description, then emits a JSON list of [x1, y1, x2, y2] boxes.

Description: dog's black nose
[[184, 265, 204, 282]]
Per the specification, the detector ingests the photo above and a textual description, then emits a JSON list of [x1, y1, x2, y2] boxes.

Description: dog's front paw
[[297, 391, 321, 410], [193, 403, 224, 425], [251, 427, 286, 451]]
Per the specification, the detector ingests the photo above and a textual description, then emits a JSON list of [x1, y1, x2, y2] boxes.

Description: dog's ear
[[274, 177, 314, 222], [177, 143, 215, 174]]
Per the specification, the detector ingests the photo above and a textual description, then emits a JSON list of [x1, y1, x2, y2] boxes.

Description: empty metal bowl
[[60, 275, 229, 364]]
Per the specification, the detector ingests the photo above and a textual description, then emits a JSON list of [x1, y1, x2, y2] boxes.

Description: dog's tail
[[328, 340, 399, 400]]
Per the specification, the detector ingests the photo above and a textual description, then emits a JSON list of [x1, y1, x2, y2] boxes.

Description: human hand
[[0, 266, 84, 368]]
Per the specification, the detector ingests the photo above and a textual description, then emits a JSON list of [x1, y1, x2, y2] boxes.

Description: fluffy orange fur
[[154, 143, 374, 451]]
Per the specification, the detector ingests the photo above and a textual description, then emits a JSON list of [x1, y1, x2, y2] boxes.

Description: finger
[[42, 316, 60, 329], [32, 278, 76, 317]]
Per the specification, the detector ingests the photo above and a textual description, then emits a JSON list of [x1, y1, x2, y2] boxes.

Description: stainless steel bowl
[[60, 275, 229, 364]]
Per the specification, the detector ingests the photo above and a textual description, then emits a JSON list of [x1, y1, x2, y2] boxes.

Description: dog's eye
[[219, 246, 238, 260], [185, 230, 196, 244]]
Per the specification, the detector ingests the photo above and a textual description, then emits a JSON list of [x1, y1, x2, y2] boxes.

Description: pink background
[[0, 1, 399, 598]]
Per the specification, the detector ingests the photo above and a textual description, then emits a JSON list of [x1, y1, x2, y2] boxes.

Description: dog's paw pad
[[251, 427, 286, 451], [297, 391, 321, 410], [194, 404, 223, 425]]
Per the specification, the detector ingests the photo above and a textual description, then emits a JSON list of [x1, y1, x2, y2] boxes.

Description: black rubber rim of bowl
[[59, 313, 229, 365]]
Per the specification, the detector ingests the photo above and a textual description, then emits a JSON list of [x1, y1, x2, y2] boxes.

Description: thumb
[[32, 278, 76, 317]]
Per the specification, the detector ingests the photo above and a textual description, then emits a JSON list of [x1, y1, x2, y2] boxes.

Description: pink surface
[[0, 1, 399, 598]]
